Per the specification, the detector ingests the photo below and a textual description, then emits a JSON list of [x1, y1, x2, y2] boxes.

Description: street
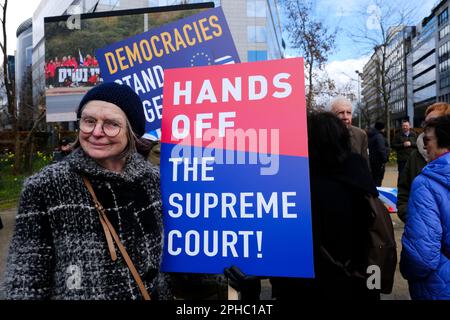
[[0, 207, 16, 299], [0, 164, 410, 300], [379, 165, 410, 300]]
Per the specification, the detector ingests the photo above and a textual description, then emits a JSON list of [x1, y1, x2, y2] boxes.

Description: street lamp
[[355, 70, 362, 128]]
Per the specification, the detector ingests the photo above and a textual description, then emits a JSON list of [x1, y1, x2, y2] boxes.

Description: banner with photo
[[44, 3, 213, 123]]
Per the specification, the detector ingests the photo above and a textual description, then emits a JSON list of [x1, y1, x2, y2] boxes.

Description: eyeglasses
[[79, 117, 122, 137]]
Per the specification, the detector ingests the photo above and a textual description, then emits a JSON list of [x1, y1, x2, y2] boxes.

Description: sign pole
[[227, 282, 239, 300]]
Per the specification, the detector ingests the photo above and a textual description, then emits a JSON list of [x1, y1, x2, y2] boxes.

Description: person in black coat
[[4, 83, 170, 300], [271, 112, 379, 300], [368, 122, 389, 186], [52, 138, 74, 163]]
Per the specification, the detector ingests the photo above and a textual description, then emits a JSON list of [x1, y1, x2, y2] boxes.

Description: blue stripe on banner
[[377, 188, 398, 205], [160, 143, 315, 278], [378, 195, 397, 211]]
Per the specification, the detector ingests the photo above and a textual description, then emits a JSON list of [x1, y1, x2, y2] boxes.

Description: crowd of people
[[1, 82, 449, 300], [45, 54, 100, 88]]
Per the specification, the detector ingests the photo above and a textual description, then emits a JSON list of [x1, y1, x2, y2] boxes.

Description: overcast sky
[[281, 0, 438, 92], [306, 0, 437, 61], [5, 0, 440, 56], [5, 0, 41, 55]]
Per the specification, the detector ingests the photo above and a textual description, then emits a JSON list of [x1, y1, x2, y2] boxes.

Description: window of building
[[248, 50, 268, 62], [439, 8, 448, 26], [440, 24, 450, 39], [392, 101, 405, 114], [26, 47, 32, 66], [438, 93, 450, 102], [440, 75, 450, 89], [247, 25, 267, 43], [414, 69, 436, 89], [439, 41, 450, 72], [247, 0, 266, 17]]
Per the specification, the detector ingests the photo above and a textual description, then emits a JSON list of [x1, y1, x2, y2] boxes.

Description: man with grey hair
[[330, 96, 369, 163]]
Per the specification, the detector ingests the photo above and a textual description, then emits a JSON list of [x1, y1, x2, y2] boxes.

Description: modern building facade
[[15, 18, 34, 130], [361, 49, 382, 127], [412, 11, 437, 126], [386, 26, 414, 127], [0, 56, 16, 130], [360, 26, 415, 128], [436, 2, 450, 104]]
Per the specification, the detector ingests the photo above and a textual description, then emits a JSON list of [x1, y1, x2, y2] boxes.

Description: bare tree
[[0, 0, 23, 173], [312, 72, 358, 109], [350, 0, 416, 145], [283, 0, 336, 110], [0, 0, 47, 174], [0, 68, 9, 129], [311, 72, 336, 109], [18, 68, 48, 173], [359, 102, 373, 128], [0, 0, 14, 119]]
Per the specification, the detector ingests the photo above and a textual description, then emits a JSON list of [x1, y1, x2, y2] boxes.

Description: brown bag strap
[[82, 176, 151, 300]]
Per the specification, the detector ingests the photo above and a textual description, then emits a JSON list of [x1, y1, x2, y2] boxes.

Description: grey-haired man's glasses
[[79, 117, 122, 137]]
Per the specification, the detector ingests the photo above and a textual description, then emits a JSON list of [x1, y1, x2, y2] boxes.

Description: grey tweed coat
[[3, 148, 170, 300]]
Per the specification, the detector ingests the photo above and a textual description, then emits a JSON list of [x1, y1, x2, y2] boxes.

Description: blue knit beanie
[[77, 82, 145, 137]]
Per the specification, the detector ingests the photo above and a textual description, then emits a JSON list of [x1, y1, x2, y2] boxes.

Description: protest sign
[[44, 4, 212, 123], [96, 7, 240, 140], [160, 58, 314, 278]]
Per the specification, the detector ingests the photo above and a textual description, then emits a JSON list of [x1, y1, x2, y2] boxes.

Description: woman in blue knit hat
[[4, 82, 171, 300]]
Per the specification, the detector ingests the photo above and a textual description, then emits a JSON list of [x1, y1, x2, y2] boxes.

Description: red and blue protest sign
[[160, 58, 314, 278], [96, 7, 240, 140]]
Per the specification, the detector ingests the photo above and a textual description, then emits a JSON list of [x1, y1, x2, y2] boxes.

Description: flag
[[376, 187, 398, 213], [214, 55, 235, 65], [79, 49, 84, 65]]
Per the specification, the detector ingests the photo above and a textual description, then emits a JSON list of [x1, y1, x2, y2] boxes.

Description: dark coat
[[397, 149, 427, 223], [147, 141, 228, 300], [4, 149, 170, 300], [271, 154, 379, 300], [368, 128, 388, 166], [349, 125, 369, 164], [392, 130, 417, 162]]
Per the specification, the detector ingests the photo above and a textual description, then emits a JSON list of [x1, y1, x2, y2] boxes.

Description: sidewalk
[[46, 86, 90, 96], [382, 164, 399, 188], [0, 207, 17, 299], [380, 164, 410, 300]]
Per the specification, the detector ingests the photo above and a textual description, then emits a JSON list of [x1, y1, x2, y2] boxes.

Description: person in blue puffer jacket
[[400, 115, 450, 300]]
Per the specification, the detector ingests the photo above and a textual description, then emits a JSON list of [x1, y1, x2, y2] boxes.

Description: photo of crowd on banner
[[45, 52, 101, 89]]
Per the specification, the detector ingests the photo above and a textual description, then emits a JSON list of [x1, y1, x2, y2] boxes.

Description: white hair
[[328, 96, 353, 112]]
